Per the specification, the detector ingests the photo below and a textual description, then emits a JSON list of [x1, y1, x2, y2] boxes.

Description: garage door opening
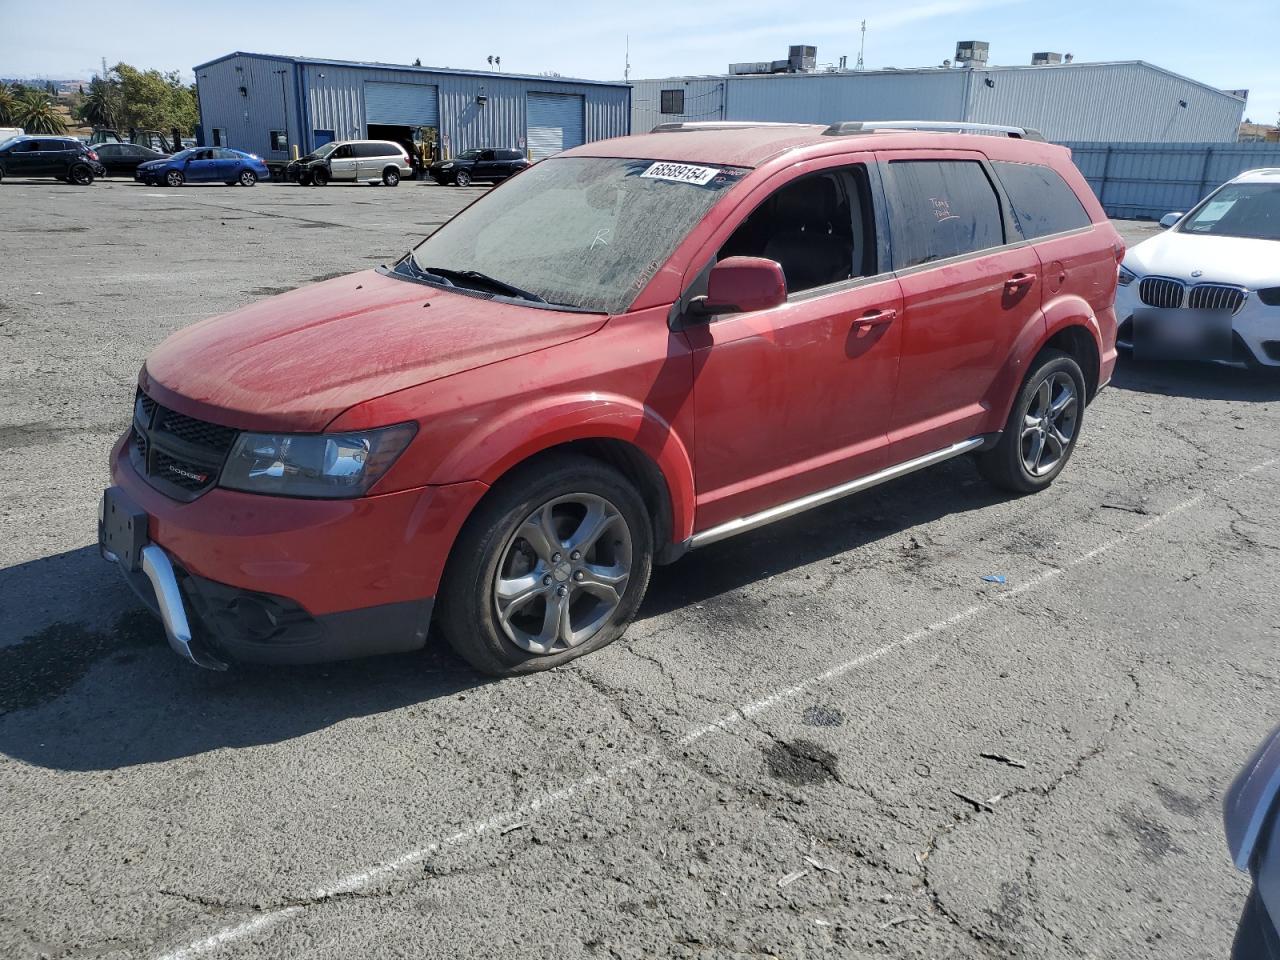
[[366, 123, 438, 177]]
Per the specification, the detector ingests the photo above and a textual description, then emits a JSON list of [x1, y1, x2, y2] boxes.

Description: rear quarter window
[[993, 161, 1092, 239], [887, 160, 1004, 269]]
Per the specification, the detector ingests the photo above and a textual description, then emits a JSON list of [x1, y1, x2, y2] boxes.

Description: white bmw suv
[[1117, 168, 1280, 367]]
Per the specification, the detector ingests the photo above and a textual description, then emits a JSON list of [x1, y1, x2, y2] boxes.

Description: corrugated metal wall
[[632, 63, 1244, 145], [965, 63, 1242, 142], [1064, 141, 1280, 219], [195, 54, 302, 160]]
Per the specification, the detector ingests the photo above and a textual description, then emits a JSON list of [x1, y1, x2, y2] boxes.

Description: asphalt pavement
[[1, 176, 1277, 960]]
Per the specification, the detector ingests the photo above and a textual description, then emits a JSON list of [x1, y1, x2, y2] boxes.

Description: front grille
[[131, 389, 238, 500], [1188, 283, 1247, 314], [1139, 276, 1184, 309]]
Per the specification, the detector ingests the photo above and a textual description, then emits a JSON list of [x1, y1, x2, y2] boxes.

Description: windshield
[[408, 156, 748, 313], [169, 149, 193, 162], [304, 142, 337, 161], [1180, 182, 1280, 241]]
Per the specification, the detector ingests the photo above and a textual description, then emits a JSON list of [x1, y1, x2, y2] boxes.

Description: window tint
[[480, 150, 496, 161], [719, 166, 877, 295], [887, 160, 1004, 269], [500, 150, 523, 161], [96, 144, 121, 156], [333, 144, 353, 158], [660, 89, 685, 114], [993, 161, 1091, 239]]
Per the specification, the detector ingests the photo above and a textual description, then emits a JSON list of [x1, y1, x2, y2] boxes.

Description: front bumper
[[1115, 282, 1280, 367], [104, 434, 487, 667]]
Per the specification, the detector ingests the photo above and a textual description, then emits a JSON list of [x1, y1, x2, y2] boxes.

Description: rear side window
[[887, 160, 1004, 269], [352, 143, 378, 158], [500, 150, 523, 161], [994, 161, 1091, 239]]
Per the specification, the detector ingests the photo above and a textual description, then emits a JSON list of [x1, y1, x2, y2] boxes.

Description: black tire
[[382, 167, 400, 187], [437, 453, 654, 676], [977, 349, 1087, 494], [239, 169, 257, 187], [431, 177, 445, 186], [165, 169, 184, 187], [69, 164, 95, 186], [311, 167, 329, 186], [297, 172, 311, 186], [455, 169, 471, 187]]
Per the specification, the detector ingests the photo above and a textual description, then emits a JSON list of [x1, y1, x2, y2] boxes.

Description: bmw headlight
[[1118, 265, 1138, 287], [440, 162, 454, 169], [219, 423, 417, 498]]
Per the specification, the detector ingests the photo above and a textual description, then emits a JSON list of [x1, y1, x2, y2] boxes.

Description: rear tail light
[[87, 149, 99, 161]]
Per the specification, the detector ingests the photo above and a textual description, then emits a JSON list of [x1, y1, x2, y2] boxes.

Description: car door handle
[[1005, 273, 1036, 291], [854, 307, 898, 331]]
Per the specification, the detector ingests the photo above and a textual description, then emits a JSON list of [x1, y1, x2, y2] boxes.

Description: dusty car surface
[[100, 120, 1122, 675]]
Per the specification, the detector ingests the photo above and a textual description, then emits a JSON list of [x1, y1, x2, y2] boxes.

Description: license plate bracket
[[99, 486, 149, 572]]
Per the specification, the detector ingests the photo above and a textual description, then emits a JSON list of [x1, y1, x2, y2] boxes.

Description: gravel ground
[[1, 177, 1278, 960]]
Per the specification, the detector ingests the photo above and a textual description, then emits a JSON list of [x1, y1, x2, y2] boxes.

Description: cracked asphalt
[[1, 177, 1279, 960]]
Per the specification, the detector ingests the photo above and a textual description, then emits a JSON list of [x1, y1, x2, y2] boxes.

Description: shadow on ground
[[1110, 353, 1280, 402], [0, 456, 1006, 771]]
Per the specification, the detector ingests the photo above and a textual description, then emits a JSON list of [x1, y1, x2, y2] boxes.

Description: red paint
[[129, 127, 1117, 619]]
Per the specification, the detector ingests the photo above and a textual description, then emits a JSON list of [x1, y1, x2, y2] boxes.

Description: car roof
[[1229, 167, 1280, 185], [563, 122, 1065, 170]]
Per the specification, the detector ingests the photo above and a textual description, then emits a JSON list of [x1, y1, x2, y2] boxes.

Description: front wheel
[[165, 169, 184, 187], [239, 169, 257, 186], [311, 167, 328, 186], [977, 349, 1086, 494], [454, 169, 471, 187], [382, 167, 400, 186], [438, 454, 653, 676]]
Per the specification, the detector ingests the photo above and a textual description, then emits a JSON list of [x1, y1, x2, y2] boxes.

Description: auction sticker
[[641, 162, 720, 185]]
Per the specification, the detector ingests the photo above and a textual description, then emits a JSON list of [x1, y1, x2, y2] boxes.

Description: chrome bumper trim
[[689, 437, 985, 549], [126, 544, 227, 671]]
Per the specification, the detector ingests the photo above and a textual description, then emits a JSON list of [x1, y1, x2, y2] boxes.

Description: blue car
[[135, 147, 269, 187], [1226, 724, 1280, 958]]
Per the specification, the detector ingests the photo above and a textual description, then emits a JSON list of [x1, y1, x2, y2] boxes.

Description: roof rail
[[650, 121, 813, 133], [822, 120, 1045, 141]]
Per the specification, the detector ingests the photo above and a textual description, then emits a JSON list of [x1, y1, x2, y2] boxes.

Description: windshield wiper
[[419, 265, 547, 304]]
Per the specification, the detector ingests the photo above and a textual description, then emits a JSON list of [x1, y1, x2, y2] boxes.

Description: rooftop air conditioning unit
[[955, 41, 989, 67], [1032, 52, 1063, 65]]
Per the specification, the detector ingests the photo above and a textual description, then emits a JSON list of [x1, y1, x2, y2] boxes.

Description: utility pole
[[625, 35, 630, 83], [856, 20, 866, 70]]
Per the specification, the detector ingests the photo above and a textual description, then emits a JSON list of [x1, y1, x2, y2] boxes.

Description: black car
[[0, 136, 104, 185], [428, 148, 530, 186], [93, 142, 168, 177]]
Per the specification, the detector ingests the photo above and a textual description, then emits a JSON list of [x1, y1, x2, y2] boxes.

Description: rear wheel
[[69, 164, 94, 186], [455, 169, 471, 187], [165, 169, 184, 187], [438, 454, 653, 676], [238, 169, 257, 187], [311, 166, 329, 186], [977, 349, 1086, 494], [382, 167, 400, 186]]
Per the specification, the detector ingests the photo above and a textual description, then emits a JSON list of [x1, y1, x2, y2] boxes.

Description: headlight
[[219, 423, 417, 498], [440, 162, 454, 169], [1118, 265, 1138, 287]]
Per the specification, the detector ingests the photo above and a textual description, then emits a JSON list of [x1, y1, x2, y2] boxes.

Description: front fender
[[429, 392, 697, 544]]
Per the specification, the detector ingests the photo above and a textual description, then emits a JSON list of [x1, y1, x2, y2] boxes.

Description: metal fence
[[1061, 140, 1280, 220]]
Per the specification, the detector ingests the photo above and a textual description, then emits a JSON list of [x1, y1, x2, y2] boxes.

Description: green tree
[[0, 83, 15, 124], [77, 74, 121, 129], [112, 63, 197, 134], [12, 91, 66, 134]]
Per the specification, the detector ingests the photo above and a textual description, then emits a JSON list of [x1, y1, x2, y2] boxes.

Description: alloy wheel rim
[[493, 493, 632, 655], [1020, 372, 1078, 477], [240, 171, 253, 185], [167, 172, 181, 186]]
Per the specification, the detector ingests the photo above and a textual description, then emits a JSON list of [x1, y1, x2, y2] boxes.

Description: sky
[[3, 0, 1277, 125]]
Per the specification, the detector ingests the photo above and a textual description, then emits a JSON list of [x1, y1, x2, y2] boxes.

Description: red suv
[[100, 121, 1121, 675]]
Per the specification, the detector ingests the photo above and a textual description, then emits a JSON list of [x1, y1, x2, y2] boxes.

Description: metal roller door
[[527, 92, 585, 160], [364, 81, 439, 127]]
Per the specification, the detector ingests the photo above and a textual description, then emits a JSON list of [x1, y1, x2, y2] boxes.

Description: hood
[[142, 268, 607, 432], [1125, 230, 1280, 289]]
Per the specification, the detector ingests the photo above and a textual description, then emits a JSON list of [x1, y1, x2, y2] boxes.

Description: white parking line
[[154, 455, 1277, 959]]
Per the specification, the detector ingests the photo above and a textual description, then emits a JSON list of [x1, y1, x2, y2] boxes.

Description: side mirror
[[693, 256, 787, 317], [1159, 212, 1183, 229]]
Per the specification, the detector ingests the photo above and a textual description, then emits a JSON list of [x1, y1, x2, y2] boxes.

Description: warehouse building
[[634, 46, 1246, 143], [193, 52, 631, 168]]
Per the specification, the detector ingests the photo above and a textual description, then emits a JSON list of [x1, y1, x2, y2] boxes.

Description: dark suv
[[429, 148, 530, 186], [0, 136, 103, 185]]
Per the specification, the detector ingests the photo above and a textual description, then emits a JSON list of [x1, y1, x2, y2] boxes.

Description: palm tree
[[0, 83, 15, 125], [12, 91, 66, 134], [77, 76, 119, 129]]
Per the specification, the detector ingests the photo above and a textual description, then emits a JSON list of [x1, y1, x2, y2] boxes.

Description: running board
[[688, 437, 985, 549]]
